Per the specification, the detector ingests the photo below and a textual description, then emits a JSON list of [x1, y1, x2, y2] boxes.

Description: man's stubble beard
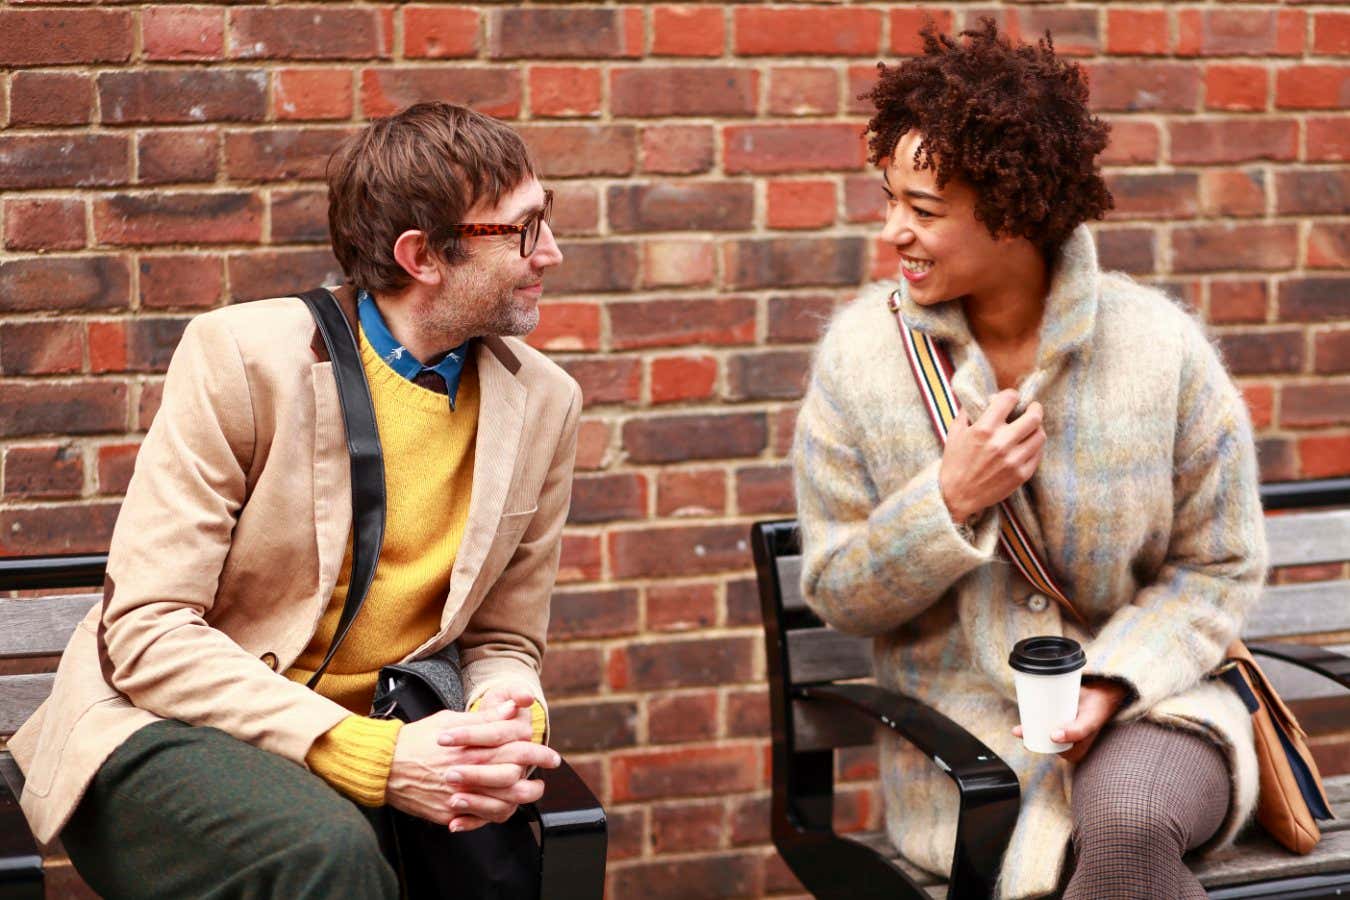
[[421, 261, 540, 344]]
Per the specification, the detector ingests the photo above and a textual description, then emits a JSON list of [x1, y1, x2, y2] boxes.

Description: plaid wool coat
[[792, 226, 1266, 898]]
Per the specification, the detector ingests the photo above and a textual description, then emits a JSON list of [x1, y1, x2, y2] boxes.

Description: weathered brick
[[1216, 329, 1304, 375], [226, 249, 343, 302], [1242, 383, 1275, 430], [656, 468, 726, 517], [724, 237, 866, 290], [0, 256, 132, 312], [271, 189, 329, 244], [1106, 172, 1199, 219], [3, 198, 86, 251], [1275, 170, 1350, 216], [489, 8, 640, 60], [143, 6, 224, 61], [768, 293, 836, 344], [890, 9, 955, 56], [140, 255, 224, 309], [0, 503, 120, 556], [847, 63, 880, 116], [843, 174, 887, 224], [1314, 12, 1350, 56], [1101, 119, 1161, 165], [230, 8, 384, 60], [1095, 228, 1155, 275], [125, 318, 191, 373], [650, 354, 718, 405], [87, 321, 127, 373], [1279, 278, 1350, 322], [1171, 224, 1297, 273], [4, 444, 83, 499], [275, 69, 353, 121], [724, 124, 866, 174], [767, 180, 836, 230], [733, 7, 882, 56], [1277, 66, 1350, 110], [1106, 9, 1169, 55], [1258, 437, 1297, 484], [1085, 62, 1200, 112], [1314, 329, 1350, 375], [640, 125, 715, 175], [527, 302, 601, 352], [1308, 117, 1350, 162], [609, 853, 759, 900], [0, 382, 128, 438], [1209, 280, 1268, 324], [574, 419, 612, 472], [224, 127, 350, 182], [725, 350, 810, 401], [138, 129, 219, 185], [1282, 383, 1350, 428], [725, 577, 761, 627], [517, 125, 636, 178], [1205, 65, 1268, 112], [767, 67, 838, 117], [735, 464, 795, 515], [403, 6, 479, 59], [0, 321, 83, 376], [567, 471, 647, 523], [648, 693, 719, 746], [605, 807, 645, 863], [652, 6, 725, 58], [96, 442, 140, 495], [0, 10, 133, 66], [642, 240, 715, 290], [609, 182, 754, 233], [1179, 9, 1304, 57], [726, 689, 770, 740], [729, 794, 770, 846], [646, 582, 717, 632], [609, 522, 753, 576], [610, 297, 755, 351], [529, 66, 602, 119], [550, 701, 638, 754], [651, 796, 722, 850], [557, 533, 602, 584], [0, 135, 129, 190], [138, 382, 166, 431], [1309, 224, 1350, 270], [1020, 7, 1099, 56], [540, 646, 604, 698], [548, 242, 640, 295], [1169, 119, 1297, 165], [549, 587, 640, 639], [548, 184, 600, 238], [10, 72, 94, 127], [1199, 169, 1267, 218], [1299, 435, 1350, 479], [360, 68, 520, 120], [611, 68, 757, 118], [94, 192, 262, 246], [612, 744, 760, 802], [99, 70, 268, 124]]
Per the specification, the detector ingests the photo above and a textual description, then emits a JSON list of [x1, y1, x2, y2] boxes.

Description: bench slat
[[0, 594, 97, 659], [1244, 582, 1350, 640], [776, 556, 807, 613], [0, 674, 55, 735], [1266, 509, 1350, 569], [786, 628, 871, 684]]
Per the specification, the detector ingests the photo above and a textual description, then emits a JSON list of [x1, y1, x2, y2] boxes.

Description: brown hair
[[327, 102, 535, 293], [863, 19, 1112, 253]]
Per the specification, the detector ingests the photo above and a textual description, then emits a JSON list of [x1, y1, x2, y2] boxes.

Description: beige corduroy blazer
[[10, 286, 582, 844]]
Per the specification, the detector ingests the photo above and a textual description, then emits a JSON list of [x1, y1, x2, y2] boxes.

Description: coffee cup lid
[[1009, 636, 1085, 675]]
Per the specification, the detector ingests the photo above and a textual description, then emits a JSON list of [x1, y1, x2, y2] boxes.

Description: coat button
[[260, 652, 279, 671], [1027, 594, 1049, 613]]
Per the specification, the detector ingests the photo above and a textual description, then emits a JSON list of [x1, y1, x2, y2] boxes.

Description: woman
[[793, 21, 1265, 899]]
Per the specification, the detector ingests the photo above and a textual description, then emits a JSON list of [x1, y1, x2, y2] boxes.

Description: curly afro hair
[[864, 19, 1113, 253]]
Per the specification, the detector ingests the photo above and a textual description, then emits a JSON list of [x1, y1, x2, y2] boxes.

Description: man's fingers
[[439, 719, 534, 748], [449, 815, 490, 833], [446, 763, 529, 790]]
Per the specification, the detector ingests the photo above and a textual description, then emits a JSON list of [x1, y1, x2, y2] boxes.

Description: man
[[9, 102, 580, 898]]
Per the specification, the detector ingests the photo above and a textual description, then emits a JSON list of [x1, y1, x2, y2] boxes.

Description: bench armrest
[[1247, 641, 1350, 693], [796, 683, 1019, 897], [530, 760, 605, 900], [0, 752, 43, 899]]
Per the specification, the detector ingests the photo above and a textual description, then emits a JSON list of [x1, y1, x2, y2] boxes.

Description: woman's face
[[880, 131, 1020, 307]]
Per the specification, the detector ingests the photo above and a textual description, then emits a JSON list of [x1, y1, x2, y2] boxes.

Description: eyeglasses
[[450, 190, 554, 258]]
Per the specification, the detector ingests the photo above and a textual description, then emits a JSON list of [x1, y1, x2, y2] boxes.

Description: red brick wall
[[2, 4, 1348, 896]]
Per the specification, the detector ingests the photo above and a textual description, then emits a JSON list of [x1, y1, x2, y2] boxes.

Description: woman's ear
[[392, 230, 443, 286]]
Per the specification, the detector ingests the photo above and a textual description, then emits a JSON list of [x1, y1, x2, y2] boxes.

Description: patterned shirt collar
[[357, 290, 469, 410]]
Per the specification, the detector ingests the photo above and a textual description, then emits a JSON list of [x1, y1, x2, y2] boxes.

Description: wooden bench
[[0, 555, 607, 900], [752, 477, 1350, 900]]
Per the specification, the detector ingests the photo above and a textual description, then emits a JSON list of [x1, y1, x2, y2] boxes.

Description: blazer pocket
[[496, 507, 538, 539]]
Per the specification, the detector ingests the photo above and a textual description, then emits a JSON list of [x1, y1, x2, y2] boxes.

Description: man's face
[[429, 176, 563, 340]]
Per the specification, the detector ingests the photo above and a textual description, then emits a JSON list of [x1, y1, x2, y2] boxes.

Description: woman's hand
[[939, 389, 1046, 524], [1013, 680, 1129, 764]]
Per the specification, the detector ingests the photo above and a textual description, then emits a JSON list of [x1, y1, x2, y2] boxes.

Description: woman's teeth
[[902, 257, 933, 274]]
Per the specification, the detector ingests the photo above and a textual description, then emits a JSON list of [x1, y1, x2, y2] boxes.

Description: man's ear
[[392, 230, 443, 286]]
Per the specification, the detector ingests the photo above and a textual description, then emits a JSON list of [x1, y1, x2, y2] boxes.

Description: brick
[[725, 578, 761, 627], [550, 184, 600, 237], [0, 10, 133, 66], [4, 198, 86, 251], [729, 794, 770, 846], [549, 242, 640, 295], [1019, 7, 1099, 56], [652, 6, 725, 58], [360, 68, 520, 120], [138, 129, 219, 185], [1209, 280, 1268, 324], [724, 237, 866, 289], [0, 382, 128, 438], [1205, 65, 1268, 112], [608, 182, 753, 233], [1199, 169, 1267, 218], [1173, 224, 1297, 273], [143, 6, 224, 61], [225, 127, 350, 182], [94, 192, 262, 246], [1276, 170, 1350, 216], [1314, 13, 1350, 55], [1315, 329, 1350, 375], [610, 297, 755, 351], [0, 321, 83, 375], [623, 412, 766, 464], [87, 321, 127, 373], [642, 240, 715, 290], [767, 67, 838, 117], [647, 582, 717, 632], [0, 256, 132, 312], [138, 382, 165, 431], [527, 302, 601, 351], [1095, 228, 1155, 275], [90, 318, 190, 374], [843, 174, 886, 225], [734, 8, 882, 56], [768, 293, 836, 343], [10, 72, 94, 126], [100, 70, 267, 124], [640, 125, 715, 175], [609, 853, 759, 900], [656, 468, 726, 517], [1242, 383, 1274, 430], [726, 689, 770, 740], [1299, 435, 1350, 479], [611, 67, 757, 118], [4, 445, 83, 499], [230, 8, 384, 61], [226, 248, 343, 302], [97, 442, 139, 494], [1216, 329, 1304, 375], [725, 350, 809, 401], [275, 69, 353, 121], [735, 464, 794, 515], [651, 797, 722, 850], [540, 646, 603, 698], [1085, 62, 1200, 112], [650, 354, 718, 405], [0, 135, 129, 189], [605, 807, 645, 862], [557, 533, 602, 584], [140, 255, 224, 309], [550, 701, 638, 755], [1279, 278, 1350, 322], [516, 125, 636, 178], [614, 635, 754, 690], [575, 419, 611, 471], [767, 180, 835, 230], [549, 587, 640, 639], [1169, 119, 1297, 165], [489, 8, 640, 60], [609, 522, 753, 577], [1101, 119, 1161, 165], [529, 66, 601, 118], [1308, 118, 1350, 162], [1181, 9, 1304, 56], [0, 503, 120, 556], [1106, 172, 1199, 219], [271, 189, 329, 244], [1256, 436, 1296, 484], [1277, 67, 1350, 110], [649, 693, 719, 746], [1106, 9, 1169, 56], [1282, 383, 1350, 428], [724, 124, 866, 174], [890, 9, 955, 56], [1309, 224, 1350, 270], [403, 6, 478, 59], [567, 471, 646, 523]]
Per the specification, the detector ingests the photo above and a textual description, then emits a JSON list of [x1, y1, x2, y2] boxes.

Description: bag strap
[[298, 287, 386, 689], [891, 291, 1086, 627]]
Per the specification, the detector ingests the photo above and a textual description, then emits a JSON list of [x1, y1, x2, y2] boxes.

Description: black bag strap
[[297, 287, 385, 689]]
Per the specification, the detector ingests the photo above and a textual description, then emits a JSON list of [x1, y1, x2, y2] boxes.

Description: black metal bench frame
[[753, 477, 1350, 900], [0, 554, 607, 900]]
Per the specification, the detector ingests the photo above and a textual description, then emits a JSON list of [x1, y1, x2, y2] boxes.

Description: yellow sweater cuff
[[469, 698, 548, 744], [305, 715, 403, 807]]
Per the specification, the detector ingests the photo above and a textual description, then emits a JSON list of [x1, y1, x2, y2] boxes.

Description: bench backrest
[[754, 478, 1350, 753]]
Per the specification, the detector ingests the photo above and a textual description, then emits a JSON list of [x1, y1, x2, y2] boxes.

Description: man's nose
[[532, 222, 563, 268]]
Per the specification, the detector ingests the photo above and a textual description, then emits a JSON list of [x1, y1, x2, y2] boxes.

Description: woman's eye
[[913, 207, 934, 219], [882, 191, 898, 207]]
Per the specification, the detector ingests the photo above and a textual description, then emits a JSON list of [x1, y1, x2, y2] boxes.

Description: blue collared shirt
[[358, 290, 470, 410]]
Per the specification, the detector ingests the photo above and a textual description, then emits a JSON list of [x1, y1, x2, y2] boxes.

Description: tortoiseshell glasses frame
[[450, 189, 554, 258]]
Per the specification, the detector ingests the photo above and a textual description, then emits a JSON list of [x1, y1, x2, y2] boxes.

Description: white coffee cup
[[1009, 636, 1086, 754]]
